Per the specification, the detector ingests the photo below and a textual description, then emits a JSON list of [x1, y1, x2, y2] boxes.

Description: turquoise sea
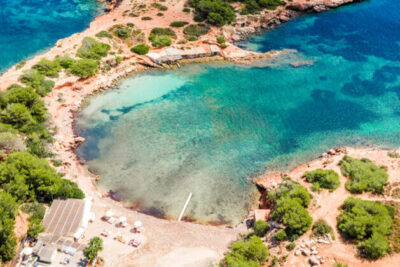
[[0, 0, 103, 73], [74, 0, 399, 225]]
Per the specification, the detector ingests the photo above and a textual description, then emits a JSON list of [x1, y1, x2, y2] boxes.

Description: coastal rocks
[[309, 256, 319, 266]]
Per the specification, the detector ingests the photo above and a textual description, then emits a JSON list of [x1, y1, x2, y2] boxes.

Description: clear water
[[0, 0, 103, 73], [75, 0, 400, 225]]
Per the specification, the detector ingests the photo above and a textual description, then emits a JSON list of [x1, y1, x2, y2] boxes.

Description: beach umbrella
[[134, 221, 142, 228], [105, 210, 114, 217], [119, 216, 127, 223]]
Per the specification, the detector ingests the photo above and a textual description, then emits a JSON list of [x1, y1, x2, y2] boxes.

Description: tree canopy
[[304, 168, 340, 191], [340, 156, 388, 194], [224, 235, 269, 267]]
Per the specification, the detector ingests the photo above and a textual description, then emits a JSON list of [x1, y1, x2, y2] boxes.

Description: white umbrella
[[134, 221, 142, 228], [119, 216, 127, 223], [105, 210, 114, 217]]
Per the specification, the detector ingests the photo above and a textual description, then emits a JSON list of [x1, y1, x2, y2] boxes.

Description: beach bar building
[[32, 198, 92, 264]]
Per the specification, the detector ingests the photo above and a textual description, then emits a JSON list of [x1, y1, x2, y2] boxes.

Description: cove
[[0, 0, 103, 73], [75, 0, 400, 225]]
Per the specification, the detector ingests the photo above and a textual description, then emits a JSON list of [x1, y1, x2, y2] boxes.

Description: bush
[[69, 59, 99, 78], [312, 220, 333, 237], [337, 197, 393, 259], [21, 202, 46, 238], [358, 233, 390, 259], [2, 103, 35, 132], [170, 21, 189, 27], [268, 181, 313, 238], [95, 30, 113, 39], [274, 229, 287, 241], [19, 69, 54, 96], [253, 220, 268, 237], [77, 37, 110, 60], [217, 36, 225, 44], [142, 16, 152, 20], [224, 235, 269, 267], [183, 7, 191, 13], [131, 44, 150, 55], [32, 58, 61, 78], [115, 27, 131, 39], [149, 35, 172, 47], [150, 27, 177, 38], [286, 242, 296, 251], [55, 55, 76, 69], [340, 156, 388, 194], [304, 169, 340, 191], [183, 24, 210, 39], [189, 0, 236, 26]]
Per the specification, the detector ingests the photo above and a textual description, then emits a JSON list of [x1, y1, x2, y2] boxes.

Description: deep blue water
[[0, 0, 103, 73], [76, 0, 400, 224]]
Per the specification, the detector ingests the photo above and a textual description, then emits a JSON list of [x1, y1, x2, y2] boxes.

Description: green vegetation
[[32, 58, 61, 78], [95, 30, 113, 39], [16, 61, 26, 70], [240, 0, 285, 15], [84, 237, 103, 262], [149, 28, 176, 47], [183, 24, 210, 40], [274, 229, 287, 241], [151, 3, 168, 10], [19, 69, 55, 96], [268, 180, 313, 239], [304, 169, 340, 191], [0, 152, 84, 201], [141, 16, 152, 20], [217, 36, 226, 44], [286, 242, 296, 251], [312, 219, 333, 237], [76, 37, 110, 60], [334, 263, 348, 267], [253, 220, 268, 237], [340, 156, 388, 194], [337, 197, 394, 259], [224, 235, 269, 267], [69, 59, 99, 78], [115, 27, 131, 39], [0, 191, 18, 262], [55, 54, 75, 69], [21, 202, 45, 238], [189, 0, 236, 26], [170, 21, 189, 27], [131, 44, 150, 55]]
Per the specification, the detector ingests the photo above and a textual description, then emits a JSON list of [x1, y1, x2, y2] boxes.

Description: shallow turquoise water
[[0, 0, 103, 73], [76, 0, 400, 224]]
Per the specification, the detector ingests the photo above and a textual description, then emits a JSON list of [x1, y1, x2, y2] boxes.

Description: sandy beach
[[0, 0, 378, 265]]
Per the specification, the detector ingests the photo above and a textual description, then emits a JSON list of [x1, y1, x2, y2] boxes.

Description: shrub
[[142, 16, 152, 20], [340, 156, 388, 194], [115, 27, 131, 39], [149, 35, 172, 47], [1, 103, 35, 132], [0, 132, 25, 154], [217, 36, 225, 44], [304, 169, 340, 191], [32, 58, 61, 78], [20, 69, 54, 95], [0, 191, 18, 263], [21, 202, 46, 238], [189, 0, 236, 26], [131, 44, 150, 55], [312, 220, 333, 237], [69, 59, 99, 78], [358, 233, 390, 259], [150, 27, 177, 38], [95, 30, 113, 39], [253, 220, 268, 237], [170, 21, 189, 27], [224, 235, 269, 267], [76, 37, 110, 60], [267, 180, 311, 208], [183, 24, 210, 39], [183, 7, 191, 13], [16, 61, 26, 70], [337, 197, 393, 259], [55, 55, 76, 69], [274, 229, 287, 241], [286, 242, 296, 251]]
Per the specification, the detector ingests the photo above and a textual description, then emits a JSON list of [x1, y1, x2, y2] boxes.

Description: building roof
[[37, 246, 57, 263], [42, 199, 85, 237]]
